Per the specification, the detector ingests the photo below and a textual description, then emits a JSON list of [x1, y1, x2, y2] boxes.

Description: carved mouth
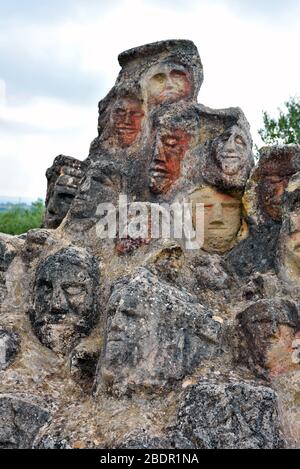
[[117, 127, 136, 133], [150, 166, 168, 175]]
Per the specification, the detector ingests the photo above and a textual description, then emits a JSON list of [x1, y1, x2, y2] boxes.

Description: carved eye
[[114, 108, 126, 116], [235, 136, 245, 145], [170, 70, 186, 79], [64, 285, 85, 296], [153, 73, 166, 84], [38, 281, 53, 295], [132, 111, 144, 117], [58, 193, 74, 202]]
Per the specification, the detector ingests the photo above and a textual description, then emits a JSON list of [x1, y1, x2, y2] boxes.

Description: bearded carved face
[[146, 63, 193, 106], [212, 126, 252, 186], [30, 248, 99, 355], [190, 186, 242, 253], [110, 98, 144, 147], [149, 129, 191, 194]]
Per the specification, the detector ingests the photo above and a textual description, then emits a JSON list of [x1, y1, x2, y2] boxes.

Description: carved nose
[[154, 145, 166, 163], [223, 136, 236, 152], [124, 112, 132, 125], [50, 287, 68, 314], [209, 204, 224, 225], [165, 75, 174, 90]]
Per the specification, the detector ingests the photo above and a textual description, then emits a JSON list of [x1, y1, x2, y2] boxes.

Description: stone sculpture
[[29, 246, 100, 355], [44, 155, 85, 229], [189, 185, 245, 253], [0, 40, 299, 449]]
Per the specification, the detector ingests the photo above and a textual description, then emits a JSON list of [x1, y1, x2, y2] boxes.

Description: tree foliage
[[0, 199, 45, 235], [258, 96, 300, 145]]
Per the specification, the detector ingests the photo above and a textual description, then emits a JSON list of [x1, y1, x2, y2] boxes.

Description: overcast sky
[[0, 0, 299, 199]]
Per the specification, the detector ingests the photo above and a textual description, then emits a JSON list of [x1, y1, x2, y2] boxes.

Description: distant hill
[[0, 197, 44, 214], [0, 196, 35, 205]]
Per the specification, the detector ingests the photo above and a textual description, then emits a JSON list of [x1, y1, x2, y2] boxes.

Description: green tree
[[0, 199, 45, 235], [258, 96, 300, 145]]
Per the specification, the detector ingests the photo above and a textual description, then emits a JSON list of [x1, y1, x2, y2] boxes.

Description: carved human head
[[145, 61, 193, 106], [212, 125, 253, 185], [110, 96, 145, 147], [118, 40, 203, 105], [256, 146, 300, 221], [189, 186, 244, 253], [100, 269, 221, 396], [237, 299, 300, 377], [149, 104, 199, 195], [30, 247, 100, 355], [44, 155, 84, 229], [202, 124, 253, 191]]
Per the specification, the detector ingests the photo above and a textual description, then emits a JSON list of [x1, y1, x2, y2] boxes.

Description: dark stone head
[[30, 247, 100, 355], [44, 155, 84, 229]]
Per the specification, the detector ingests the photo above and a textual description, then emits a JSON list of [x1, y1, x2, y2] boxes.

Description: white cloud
[[1, 0, 300, 198], [0, 80, 5, 108]]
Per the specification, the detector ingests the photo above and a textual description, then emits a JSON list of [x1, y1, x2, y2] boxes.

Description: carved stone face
[[110, 98, 144, 147], [212, 126, 252, 187], [190, 186, 242, 253], [258, 160, 295, 221], [30, 248, 99, 355], [149, 129, 191, 194], [100, 269, 221, 396], [238, 300, 300, 378], [45, 180, 76, 229], [146, 64, 193, 106]]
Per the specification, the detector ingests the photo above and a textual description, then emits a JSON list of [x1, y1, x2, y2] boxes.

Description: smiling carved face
[[213, 126, 251, 181], [146, 64, 193, 106], [110, 98, 145, 147]]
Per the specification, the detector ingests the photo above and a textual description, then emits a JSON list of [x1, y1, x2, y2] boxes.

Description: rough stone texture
[[118, 428, 195, 449], [0, 329, 20, 371], [0, 395, 50, 449], [174, 377, 285, 449], [99, 268, 222, 396], [1, 40, 300, 449]]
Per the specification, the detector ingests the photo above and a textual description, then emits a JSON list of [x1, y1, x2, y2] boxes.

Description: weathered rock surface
[[0, 330, 20, 371], [0, 395, 50, 449], [99, 268, 222, 396], [173, 377, 285, 449], [1, 39, 300, 449]]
